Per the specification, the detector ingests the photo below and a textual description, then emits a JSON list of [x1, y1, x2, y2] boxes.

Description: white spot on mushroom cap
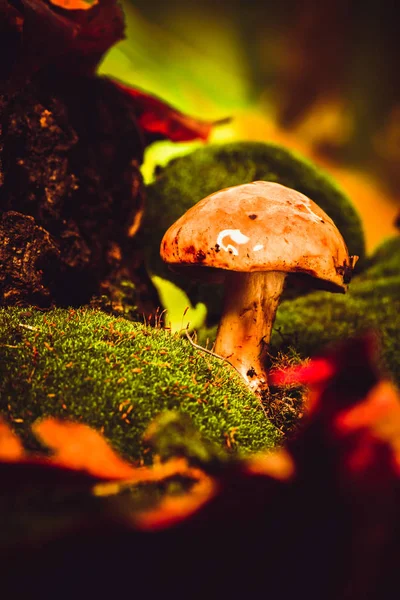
[[217, 229, 250, 256], [253, 244, 264, 252]]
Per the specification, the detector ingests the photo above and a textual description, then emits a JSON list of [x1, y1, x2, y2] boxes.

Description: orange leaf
[[50, 0, 99, 10], [49, 0, 98, 9], [134, 476, 216, 531], [245, 449, 296, 482], [0, 418, 24, 461], [33, 418, 136, 481], [335, 380, 400, 474], [335, 381, 400, 433]]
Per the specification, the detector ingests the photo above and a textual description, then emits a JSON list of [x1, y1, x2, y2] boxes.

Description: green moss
[[270, 241, 400, 385], [0, 307, 280, 463], [360, 235, 400, 280], [143, 410, 230, 468], [141, 142, 365, 321]]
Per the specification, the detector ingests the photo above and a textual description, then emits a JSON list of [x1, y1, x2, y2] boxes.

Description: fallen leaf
[[49, 0, 98, 9], [1, 336, 400, 600], [134, 476, 216, 531], [244, 448, 296, 481], [270, 357, 335, 387], [0, 418, 24, 460], [113, 80, 223, 143], [33, 418, 136, 480]]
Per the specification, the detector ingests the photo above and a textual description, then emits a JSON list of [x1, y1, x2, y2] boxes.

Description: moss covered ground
[[142, 140, 363, 296], [0, 307, 281, 463]]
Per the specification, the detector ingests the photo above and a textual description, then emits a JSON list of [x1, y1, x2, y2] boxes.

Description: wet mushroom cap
[[160, 181, 353, 292]]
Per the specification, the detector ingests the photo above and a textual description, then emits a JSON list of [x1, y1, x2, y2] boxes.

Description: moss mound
[[360, 235, 400, 279], [142, 142, 365, 321], [270, 236, 400, 385], [0, 307, 280, 463]]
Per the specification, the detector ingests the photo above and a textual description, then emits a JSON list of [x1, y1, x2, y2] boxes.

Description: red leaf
[[335, 380, 400, 434], [9, 0, 125, 80], [113, 80, 224, 143], [272, 333, 399, 486], [334, 380, 400, 476], [270, 357, 335, 387], [270, 333, 381, 412]]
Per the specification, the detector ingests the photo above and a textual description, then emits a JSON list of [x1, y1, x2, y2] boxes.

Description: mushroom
[[160, 181, 358, 395]]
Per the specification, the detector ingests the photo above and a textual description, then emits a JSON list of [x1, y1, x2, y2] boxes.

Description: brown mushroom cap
[[160, 181, 353, 292]]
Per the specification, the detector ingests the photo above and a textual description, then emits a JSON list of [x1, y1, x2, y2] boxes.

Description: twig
[[184, 329, 270, 420], [18, 323, 40, 332], [184, 329, 243, 378]]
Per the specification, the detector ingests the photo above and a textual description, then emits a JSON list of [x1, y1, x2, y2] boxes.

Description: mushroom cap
[[160, 181, 354, 292]]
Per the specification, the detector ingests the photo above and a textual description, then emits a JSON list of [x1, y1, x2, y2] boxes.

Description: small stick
[[184, 329, 270, 419], [184, 329, 243, 378], [18, 323, 40, 332]]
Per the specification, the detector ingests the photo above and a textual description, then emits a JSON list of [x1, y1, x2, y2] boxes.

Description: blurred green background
[[98, 0, 399, 253], [97, 0, 400, 329]]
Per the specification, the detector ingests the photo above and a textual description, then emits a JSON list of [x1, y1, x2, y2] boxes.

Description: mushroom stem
[[214, 270, 286, 393]]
